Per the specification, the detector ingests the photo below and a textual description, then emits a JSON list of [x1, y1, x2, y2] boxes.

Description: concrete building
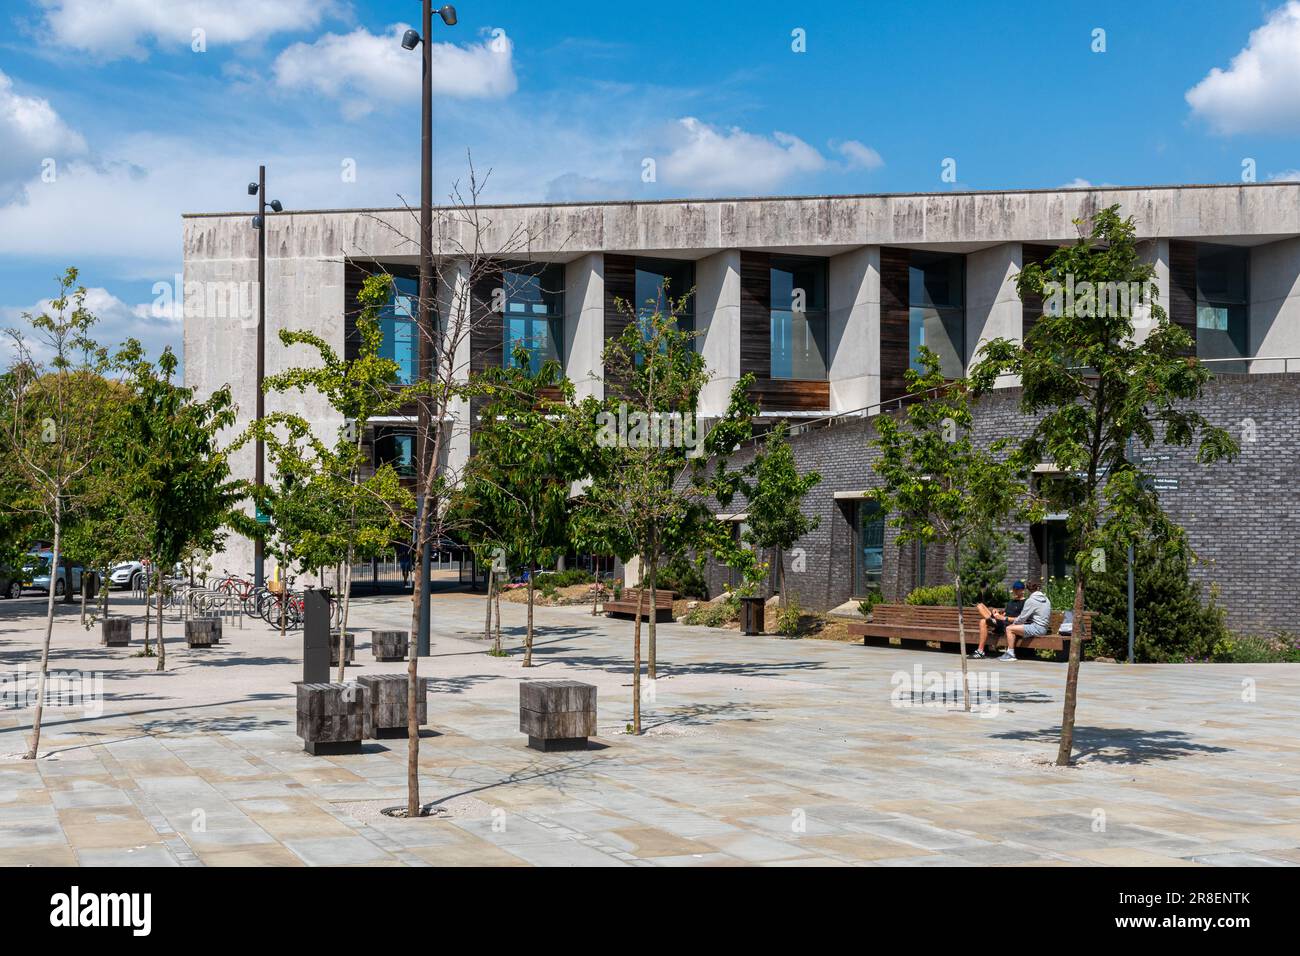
[[183, 183, 1300, 633]]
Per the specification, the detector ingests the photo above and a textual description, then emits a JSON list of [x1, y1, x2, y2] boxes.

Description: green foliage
[[951, 531, 1008, 606], [744, 422, 821, 603], [1042, 576, 1076, 611], [125, 347, 240, 569], [654, 554, 709, 599], [533, 569, 597, 590], [682, 594, 739, 627], [858, 589, 883, 617], [905, 584, 958, 606], [1216, 633, 1300, 664], [453, 347, 587, 589], [1081, 544, 1232, 662], [775, 596, 803, 637], [236, 274, 413, 582]]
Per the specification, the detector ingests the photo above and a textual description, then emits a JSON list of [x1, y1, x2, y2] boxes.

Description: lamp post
[[402, 3, 457, 656], [249, 167, 285, 589]]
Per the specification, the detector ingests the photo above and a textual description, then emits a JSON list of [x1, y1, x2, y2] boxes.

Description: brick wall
[[699, 373, 1300, 636]]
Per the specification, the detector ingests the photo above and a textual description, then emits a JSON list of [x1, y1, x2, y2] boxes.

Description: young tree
[[358, 159, 564, 816], [871, 347, 1025, 711], [454, 347, 587, 666], [0, 269, 127, 758], [124, 347, 242, 671], [251, 274, 412, 678], [574, 307, 757, 731], [972, 206, 1238, 762], [744, 421, 821, 609]]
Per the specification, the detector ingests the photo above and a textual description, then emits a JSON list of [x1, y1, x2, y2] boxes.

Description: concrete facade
[[183, 183, 1300, 621]]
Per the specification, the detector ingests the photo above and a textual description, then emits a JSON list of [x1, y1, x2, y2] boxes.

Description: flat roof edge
[[180, 181, 1300, 220]]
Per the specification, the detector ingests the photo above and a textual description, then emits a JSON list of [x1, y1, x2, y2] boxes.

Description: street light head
[[437, 5, 457, 26], [401, 28, 421, 50], [251, 215, 263, 230], [269, 199, 283, 213], [247, 182, 259, 196]]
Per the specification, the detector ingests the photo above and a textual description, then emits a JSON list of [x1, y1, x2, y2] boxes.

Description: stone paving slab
[[1, 590, 1298, 866]]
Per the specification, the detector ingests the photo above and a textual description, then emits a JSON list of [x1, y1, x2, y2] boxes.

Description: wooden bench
[[848, 604, 1092, 655], [605, 588, 675, 623]]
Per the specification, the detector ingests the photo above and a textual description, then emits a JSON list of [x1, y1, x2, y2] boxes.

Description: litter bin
[[739, 596, 765, 635]]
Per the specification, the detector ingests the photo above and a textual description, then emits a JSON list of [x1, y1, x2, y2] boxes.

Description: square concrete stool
[[520, 680, 597, 751]]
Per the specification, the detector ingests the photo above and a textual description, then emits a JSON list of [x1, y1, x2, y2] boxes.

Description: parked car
[[27, 552, 84, 597], [109, 561, 147, 590], [0, 565, 23, 599]]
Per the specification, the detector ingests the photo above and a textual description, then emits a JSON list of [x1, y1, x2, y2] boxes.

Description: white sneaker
[[998, 651, 1016, 661]]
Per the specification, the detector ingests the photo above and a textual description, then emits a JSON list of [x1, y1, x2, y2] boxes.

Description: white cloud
[[273, 25, 517, 117], [36, 0, 334, 60], [1186, 1, 1300, 135], [1060, 178, 1094, 188], [0, 68, 87, 201], [1268, 168, 1300, 182], [834, 140, 884, 171], [3, 286, 180, 366], [656, 118, 826, 193]]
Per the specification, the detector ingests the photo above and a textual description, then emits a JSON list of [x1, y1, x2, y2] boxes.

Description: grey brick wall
[[699, 373, 1300, 636]]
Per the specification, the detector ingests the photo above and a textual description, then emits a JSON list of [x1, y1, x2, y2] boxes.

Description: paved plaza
[[1, 589, 1297, 867]]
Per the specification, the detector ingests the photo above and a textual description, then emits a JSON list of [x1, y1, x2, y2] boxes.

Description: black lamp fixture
[[401, 4, 457, 48]]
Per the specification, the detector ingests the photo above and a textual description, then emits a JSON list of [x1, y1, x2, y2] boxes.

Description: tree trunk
[[483, 570, 494, 642], [778, 548, 787, 609], [954, 549, 969, 712], [1056, 575, 1087, 765], [25, 504, 61, 759], [493, 580, 502, 654], [523, 564, 535, 667], [632, 584, 645, 735], [142, 561, 152, 656], [80, 571, 87, 626], [337, 555, 351, 682], [647, 557, 658, 682], [155, 556, 166, 672], [406, 502, 430, 819]]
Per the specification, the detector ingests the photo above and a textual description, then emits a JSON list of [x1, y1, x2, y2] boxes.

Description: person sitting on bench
[[1000, 579, 1051, 661], [971, 581, 1025, 659]]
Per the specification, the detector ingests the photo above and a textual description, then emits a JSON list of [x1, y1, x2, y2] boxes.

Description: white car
[[108, 561, 147, 590]]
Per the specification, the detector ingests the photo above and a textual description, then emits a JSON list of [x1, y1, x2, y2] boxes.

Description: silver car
[[28, 553, 84, 596]]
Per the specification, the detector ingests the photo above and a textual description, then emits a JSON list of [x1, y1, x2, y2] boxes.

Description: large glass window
[[909, 252, 965, 378], [854, 500, 885, 596], [1196, 244, 1248, 370], [770, 255, 828, 380], [379, 276, 419, 385], [373, 429, 416, 479], [635, 258, 695, 336], [501, 263, 564, 374]]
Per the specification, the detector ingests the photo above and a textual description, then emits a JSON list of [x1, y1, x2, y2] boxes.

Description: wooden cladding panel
[[468, 266, 504, 426], [603, 254, 636, 343], [1169, 240, 1198, 353], [739, 251, 771, 378], [879, 247, 911, 403], [1020, 243, 1057, 342], [746, 379, 830, 412]]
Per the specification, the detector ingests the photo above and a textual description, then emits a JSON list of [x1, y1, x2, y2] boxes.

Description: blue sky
[[1, 0, 1298, 362]]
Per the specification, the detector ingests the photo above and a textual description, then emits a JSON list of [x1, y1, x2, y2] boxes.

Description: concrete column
[[1135, 238, 1170, 346], [437, 259, 472, 482], [695, 250, 741, 417], [966, 243, 1022, 378], [1249, 237, 1300, 369], [564, 253, 605, 401], [828, 246, 879, 413]]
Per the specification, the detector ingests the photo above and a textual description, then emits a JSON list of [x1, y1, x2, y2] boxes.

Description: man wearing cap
[[971, 581, 1026, 659]]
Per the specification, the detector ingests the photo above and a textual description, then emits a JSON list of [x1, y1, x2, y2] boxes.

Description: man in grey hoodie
[[1002, 579, 1051, 661]]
